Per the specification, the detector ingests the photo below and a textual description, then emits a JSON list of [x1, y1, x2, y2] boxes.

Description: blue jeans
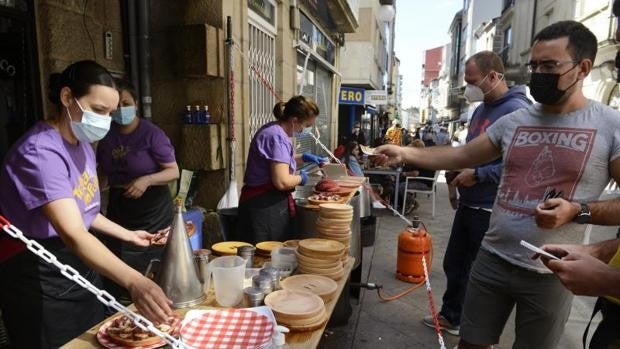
[[439, 205, 490, 325]]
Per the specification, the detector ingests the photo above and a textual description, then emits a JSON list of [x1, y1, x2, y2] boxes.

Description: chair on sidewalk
[[401, 171, 440, 217]]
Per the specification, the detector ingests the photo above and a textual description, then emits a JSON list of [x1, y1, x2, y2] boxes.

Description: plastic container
[[210, 255, 246, 307], [204, 105, 211, 124]]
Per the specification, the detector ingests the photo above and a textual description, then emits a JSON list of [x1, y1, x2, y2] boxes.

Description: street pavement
[[319, 172, 617, 349]]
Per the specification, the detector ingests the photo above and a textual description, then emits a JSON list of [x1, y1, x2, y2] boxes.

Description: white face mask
[[67, 99, 111, 143], [463, 73, 504, 103]]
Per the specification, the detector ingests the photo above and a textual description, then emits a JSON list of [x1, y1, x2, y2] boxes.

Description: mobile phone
[[520, 240, 560, 260]]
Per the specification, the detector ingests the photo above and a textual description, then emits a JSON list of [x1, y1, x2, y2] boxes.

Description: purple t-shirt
[[97, 119, 176, 185], [0, 122, 101, 239], [244, 122, 296, 186]]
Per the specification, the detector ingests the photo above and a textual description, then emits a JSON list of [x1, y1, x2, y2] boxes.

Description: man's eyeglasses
[[525, 60, 578, 74]]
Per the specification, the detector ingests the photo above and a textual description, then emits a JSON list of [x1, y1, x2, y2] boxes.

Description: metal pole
[[226, 16, 234, 181], [137, 0, 152, 119]]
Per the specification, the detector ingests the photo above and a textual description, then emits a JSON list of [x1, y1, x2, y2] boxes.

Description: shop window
[[248, 2, 276, 139], [296, 54, 332, 156]]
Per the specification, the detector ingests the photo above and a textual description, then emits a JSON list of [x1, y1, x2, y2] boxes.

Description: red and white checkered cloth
[[180, 309, 274, 349]]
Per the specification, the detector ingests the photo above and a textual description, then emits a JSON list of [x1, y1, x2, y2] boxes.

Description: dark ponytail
[[272, 101, 286, 121], [272, 95, 319, 122], [48, 60, 116, 111]]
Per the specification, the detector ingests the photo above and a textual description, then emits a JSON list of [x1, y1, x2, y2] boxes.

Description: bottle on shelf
[[184, 105, 193, 124], [193, 105, 201, 124], [203, 105, 211, 124]]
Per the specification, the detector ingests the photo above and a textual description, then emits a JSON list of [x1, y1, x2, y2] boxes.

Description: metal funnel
[[156, 205, 205, 308]]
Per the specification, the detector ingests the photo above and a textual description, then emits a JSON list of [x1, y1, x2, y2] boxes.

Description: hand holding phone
[[520, 240, 560, 260]]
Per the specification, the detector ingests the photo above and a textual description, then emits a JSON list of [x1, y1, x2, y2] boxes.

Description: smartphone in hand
[[520, 240, 561, 260]]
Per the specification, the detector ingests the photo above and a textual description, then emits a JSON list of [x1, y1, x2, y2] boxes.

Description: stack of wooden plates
[[255, 241, 283, 257], [280, 274, 338, 303], [211, 241, 253, 256], [316, 204, 353, 255], [296, 238, 346, 280], [264, 289, 327, 331]]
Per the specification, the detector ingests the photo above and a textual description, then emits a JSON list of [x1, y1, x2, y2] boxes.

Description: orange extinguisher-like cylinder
[[396, 217, 433, 283]]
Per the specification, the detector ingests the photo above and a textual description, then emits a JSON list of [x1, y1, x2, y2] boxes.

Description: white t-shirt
[[484, 100, 620, 272]]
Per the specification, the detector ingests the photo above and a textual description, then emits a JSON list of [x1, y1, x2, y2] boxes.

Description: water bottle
[[193, 105, 201, 124], [204, 105, 211, 124], [184, 105, 193, 124]]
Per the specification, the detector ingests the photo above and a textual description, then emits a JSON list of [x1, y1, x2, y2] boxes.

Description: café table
[[61, 257, 355, 349], [363, 167, 402, 210]]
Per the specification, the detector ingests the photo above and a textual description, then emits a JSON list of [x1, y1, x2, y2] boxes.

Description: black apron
[[0, 237, 105, 348], [237, 189, 294, 244], [102, 185, 173, 302]]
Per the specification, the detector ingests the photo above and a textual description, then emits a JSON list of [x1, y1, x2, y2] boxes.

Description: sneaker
[[422, 315, 460, 336]]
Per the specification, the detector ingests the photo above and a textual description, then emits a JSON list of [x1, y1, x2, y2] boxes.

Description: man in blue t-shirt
[[423, 51, 531, 335]]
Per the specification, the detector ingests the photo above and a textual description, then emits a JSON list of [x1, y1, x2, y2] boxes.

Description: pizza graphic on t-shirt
[[497, 126, 596, 215], [525, 146, 556, 186]]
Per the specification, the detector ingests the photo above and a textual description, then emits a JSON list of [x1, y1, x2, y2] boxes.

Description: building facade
[[0, 0, 358, 210]]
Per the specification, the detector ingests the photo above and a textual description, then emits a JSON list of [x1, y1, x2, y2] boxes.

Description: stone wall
[[36, 0, 124, 116]]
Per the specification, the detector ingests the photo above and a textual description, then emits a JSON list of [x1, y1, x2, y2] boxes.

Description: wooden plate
[[297, 263, 343, 275], [255, 241, 283, 254], [296, 252, 342, 268], [308, 197, 341, 206], [318, 203, 353, 212], [280, 274, 338, 302], [264, 290, 325, 320], [334, 180, 361, 188], [280, 312, 329, 332], [283, 239, 299, 248], [211, 241, 253, 256], [298, 239, 345, 256]]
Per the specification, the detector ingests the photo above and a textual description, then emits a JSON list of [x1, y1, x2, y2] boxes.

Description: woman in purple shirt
[[0, 61, 172, 348], [238, 96, 320, 243], [97, 79, 179, 302]]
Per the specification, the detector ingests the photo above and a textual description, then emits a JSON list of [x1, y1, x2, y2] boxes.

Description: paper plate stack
[[264, 289, 327, 332], [211, 241, 253, 256], [255, 241, 283, 258], [295, 238, 346, 280], [316, 203, 353, 255], [280, 274, 338, 303]]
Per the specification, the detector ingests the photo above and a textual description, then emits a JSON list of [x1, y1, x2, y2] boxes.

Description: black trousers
[[439, 206, 491, 326], [586, 297, 620, 349], [0, 238, 105, 348]]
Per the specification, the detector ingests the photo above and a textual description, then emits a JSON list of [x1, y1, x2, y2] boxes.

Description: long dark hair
[[48, 60, 115, 112], [342, 141, 359, 165], [272, 95, 319, 122]]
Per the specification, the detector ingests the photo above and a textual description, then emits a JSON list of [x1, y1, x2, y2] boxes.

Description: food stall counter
[[61, 257, 355, 349]]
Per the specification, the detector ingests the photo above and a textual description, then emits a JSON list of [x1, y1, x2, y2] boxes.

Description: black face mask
[[528, 64, 579, 105]]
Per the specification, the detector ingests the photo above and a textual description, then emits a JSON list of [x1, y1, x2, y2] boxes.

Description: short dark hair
[[48, 60, 115, 111], [466, 50, 505, 74], [113, 78, 138, 102], [533, 20, 598, 62]]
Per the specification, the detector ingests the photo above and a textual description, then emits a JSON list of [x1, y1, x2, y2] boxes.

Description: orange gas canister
[[396, 218, 433, 283]]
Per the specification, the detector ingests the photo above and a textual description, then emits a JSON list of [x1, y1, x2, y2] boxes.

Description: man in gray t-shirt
[[374, 21, 620, 349]]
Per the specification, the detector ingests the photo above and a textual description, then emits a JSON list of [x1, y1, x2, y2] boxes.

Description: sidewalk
[[319, 175, 617, 349]]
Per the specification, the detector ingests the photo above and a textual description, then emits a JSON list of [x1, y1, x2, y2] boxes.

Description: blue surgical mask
[[111, 106, 136, 125], [68, 99, 111, 143]]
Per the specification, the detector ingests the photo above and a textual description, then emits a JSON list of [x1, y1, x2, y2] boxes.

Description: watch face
[[575, 203, 591, 224]]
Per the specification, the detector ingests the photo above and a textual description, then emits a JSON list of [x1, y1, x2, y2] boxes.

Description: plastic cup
[[210, 255, 246, 307]]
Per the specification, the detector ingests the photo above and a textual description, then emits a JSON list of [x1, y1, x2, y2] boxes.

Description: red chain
[[250, 65, 282, 103]]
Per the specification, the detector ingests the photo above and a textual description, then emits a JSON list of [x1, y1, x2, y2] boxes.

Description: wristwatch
[[573, 202, 592, 224]]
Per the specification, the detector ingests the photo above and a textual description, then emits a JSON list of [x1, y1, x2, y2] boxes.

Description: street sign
[[365, 90, 388, 105], [338, 87, 365, 105]]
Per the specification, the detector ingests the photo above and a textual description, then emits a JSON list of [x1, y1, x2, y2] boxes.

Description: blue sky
[[394, 0, 463, 108]]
